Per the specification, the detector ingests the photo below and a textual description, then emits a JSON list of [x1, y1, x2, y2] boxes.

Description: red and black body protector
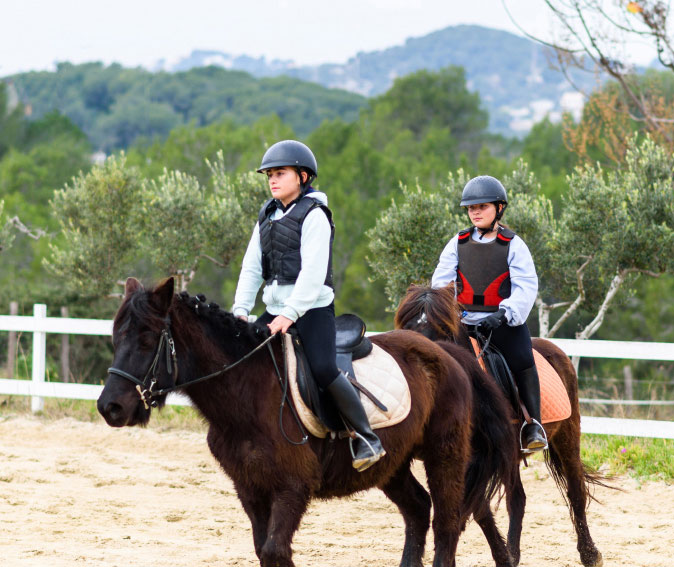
[[456, 226, 515, 312]]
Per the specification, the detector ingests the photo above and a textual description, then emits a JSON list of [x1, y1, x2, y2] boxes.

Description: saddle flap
[[284, 334, 411, 438], [469, 337, 571, 424]]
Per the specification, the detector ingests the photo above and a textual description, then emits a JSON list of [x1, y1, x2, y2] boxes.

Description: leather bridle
[[108, 318, 274, 410], [106, 317, 308, 444]]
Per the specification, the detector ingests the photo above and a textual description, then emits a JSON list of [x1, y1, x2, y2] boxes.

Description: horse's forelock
[[114, 288, 168, 334], [395, 284, 432, 330]]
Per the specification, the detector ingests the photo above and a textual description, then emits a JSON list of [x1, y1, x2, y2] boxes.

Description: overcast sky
[[0, 0, 658, 77]]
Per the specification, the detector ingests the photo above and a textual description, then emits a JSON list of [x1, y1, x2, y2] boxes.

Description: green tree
[[45, 154, 144, 298], [45, 152, 269, 297], [10, 62, 366, 152], [127, 115, 294, 183], [0, 82, 26, 158], [521, 116, 576, 202], [545, 135, 674, 339]]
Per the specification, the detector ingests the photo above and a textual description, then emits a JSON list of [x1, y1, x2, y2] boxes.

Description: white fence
[[1, 305, 673, 438]]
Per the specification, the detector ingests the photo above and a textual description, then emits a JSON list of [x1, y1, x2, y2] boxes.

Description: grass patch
[[581, 434, 674, 482], [0, 395, 207, 433]]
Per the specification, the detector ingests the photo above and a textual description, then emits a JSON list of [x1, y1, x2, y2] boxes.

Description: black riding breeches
[[487, 322, 535, 374], [256, 304, 339, 388]]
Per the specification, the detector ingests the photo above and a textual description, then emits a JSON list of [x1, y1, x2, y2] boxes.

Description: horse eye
[[136, 333, 157, 350]]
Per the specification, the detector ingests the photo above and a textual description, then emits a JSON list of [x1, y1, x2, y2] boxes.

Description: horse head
[[98, 277, 177, 427], [98, 276, 270, 429], [394, 283, 463, 342]]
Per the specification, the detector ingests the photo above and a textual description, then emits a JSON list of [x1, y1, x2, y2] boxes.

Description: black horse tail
[[436, 340, 519, 517], [544, 431, 615, 514]]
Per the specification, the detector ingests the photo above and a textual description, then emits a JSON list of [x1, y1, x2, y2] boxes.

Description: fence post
[[7, 301, 18, 378], [624, 365, 634, 418], [31, 304, 47, 412], [61, 306, 70, 382]]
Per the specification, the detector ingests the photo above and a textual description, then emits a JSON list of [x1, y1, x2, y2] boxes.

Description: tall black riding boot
[[327, 372, 386, 472], [514, 366, 548, 453]]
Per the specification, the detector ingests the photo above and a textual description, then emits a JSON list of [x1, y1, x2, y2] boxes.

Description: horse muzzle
[[97, 378, 150, 427]]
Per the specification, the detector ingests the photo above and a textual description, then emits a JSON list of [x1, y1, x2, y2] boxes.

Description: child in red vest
[[432, 175, 547, 452]]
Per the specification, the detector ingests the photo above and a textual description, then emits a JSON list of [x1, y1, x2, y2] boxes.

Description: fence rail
[[2, 305, 673, 437]]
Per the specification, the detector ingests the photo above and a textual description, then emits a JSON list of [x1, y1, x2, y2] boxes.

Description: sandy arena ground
[[0, 415, 672, 567]]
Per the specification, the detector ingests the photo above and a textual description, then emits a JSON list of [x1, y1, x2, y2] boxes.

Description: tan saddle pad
[[284, 334, 411, 438], [470, 337, 571, 424]]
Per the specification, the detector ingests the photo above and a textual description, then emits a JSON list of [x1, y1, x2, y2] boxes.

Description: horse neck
[[452, 325, 474, 353], [169, 305, 275, 426], [432, 319, 472, 353]]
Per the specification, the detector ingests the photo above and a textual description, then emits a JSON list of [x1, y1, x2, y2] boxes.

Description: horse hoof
[[581, 549, 603, 567]]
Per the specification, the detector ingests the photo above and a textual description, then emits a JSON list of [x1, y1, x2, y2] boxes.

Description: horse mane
[[394, 283, 462, 340], [116, 282, 270, 361]]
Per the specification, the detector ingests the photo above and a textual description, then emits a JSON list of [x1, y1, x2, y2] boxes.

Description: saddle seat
[[335, 313, 373, 378]]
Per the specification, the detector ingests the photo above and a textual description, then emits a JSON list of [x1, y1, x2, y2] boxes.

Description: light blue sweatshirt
[[232, 191, 334, 322], [431, 228, 538, 326]]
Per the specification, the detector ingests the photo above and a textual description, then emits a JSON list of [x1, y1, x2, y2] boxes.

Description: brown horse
[[98, 277, 519, 567], [395, 283, 609, 567]]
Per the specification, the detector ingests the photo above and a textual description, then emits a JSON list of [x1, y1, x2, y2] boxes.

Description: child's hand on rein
[[268, 315, 294, 334]]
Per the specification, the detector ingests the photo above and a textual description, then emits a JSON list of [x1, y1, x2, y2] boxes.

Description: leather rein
[[107, 318, 308, 445]]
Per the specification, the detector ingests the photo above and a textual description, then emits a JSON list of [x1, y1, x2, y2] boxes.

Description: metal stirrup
[[519, 418, 548, 454], [348, 431, 379, 461]]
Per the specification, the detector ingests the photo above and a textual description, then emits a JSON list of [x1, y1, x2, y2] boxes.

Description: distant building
[[91, 151, 107, 165], [4, 80, 19, 114]]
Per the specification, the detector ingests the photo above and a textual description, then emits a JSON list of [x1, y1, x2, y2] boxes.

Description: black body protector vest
[[258, 196, 335, 288], [456, 226, 515, 312]]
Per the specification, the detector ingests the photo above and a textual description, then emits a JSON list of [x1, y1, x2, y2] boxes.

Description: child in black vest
[[233, 140, 386, 471], [431, 175, 547, 452]]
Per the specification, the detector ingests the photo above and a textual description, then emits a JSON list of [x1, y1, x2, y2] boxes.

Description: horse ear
[[125, 277, 143, 297], [150, 277, 175, 314]]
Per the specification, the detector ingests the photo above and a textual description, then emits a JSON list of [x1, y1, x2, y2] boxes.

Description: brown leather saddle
[[289, 314, 387, 432]]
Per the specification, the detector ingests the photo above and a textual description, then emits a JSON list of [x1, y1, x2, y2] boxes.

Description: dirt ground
[[0, 415, 672, 567]]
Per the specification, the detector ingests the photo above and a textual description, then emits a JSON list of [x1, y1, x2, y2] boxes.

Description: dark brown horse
[[395, 283, 609, 567], [98, 277, 519, 567]]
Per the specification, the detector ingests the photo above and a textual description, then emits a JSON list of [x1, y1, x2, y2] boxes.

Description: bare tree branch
[[504, 0, 674, 149], [547, 254, 593, 337], [7, 216, 50, 240]]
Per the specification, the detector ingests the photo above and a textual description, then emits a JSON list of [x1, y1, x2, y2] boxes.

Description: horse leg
[[473, 503, 514, 567], [381, 461, 431, 567], [548, 437, 603, 567], [259, 486, 310, 567], [237, 486, 272, 559], [505, 471, 525, 566], [424, 451, 467, 567]]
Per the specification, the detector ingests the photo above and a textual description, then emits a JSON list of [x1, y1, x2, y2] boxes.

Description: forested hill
[[6, 64, 367, 151], [158, 25, 596, 136]]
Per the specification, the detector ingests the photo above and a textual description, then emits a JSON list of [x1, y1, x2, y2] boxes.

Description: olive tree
[[45, 154, 143, 298], [46, 151, 268, 297], [547, 135, 674, 339]]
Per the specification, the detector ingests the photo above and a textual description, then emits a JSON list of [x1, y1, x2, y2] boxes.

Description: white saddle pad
[[284, 334, 411, 439]]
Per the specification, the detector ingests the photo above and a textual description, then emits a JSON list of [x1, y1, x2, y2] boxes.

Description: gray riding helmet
[[257, 140, 318, 180], [460, 176, 508, 206]]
